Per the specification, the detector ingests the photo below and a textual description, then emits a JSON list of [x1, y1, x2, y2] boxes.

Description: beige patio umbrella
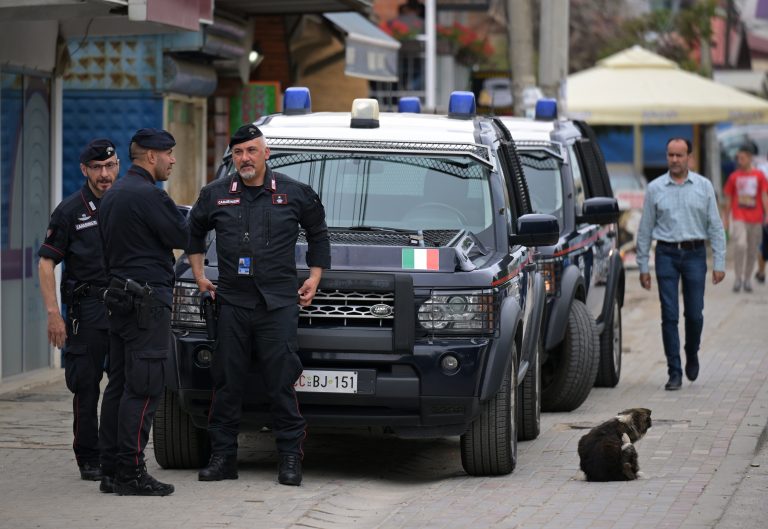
[[566, 46, 768, 183]]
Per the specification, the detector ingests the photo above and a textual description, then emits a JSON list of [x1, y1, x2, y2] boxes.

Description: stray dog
[[578, 408, 652, 481]]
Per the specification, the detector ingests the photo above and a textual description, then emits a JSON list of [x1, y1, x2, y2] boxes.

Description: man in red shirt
[[723, 144, 768, 292]]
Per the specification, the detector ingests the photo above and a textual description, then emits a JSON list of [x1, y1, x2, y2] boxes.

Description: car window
[[268, 152, 494, 234], [567, 144, 586, 211], [520, 151, 564, 227]]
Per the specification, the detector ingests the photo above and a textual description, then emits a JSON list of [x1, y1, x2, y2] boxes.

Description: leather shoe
[[665, 373, 682, 391], [278, 455, 302, 486], [114, 465, 174, 496], [79, 461, 102, 481], [99, 474, 115, 493], [198, 454, 238, 481], [685, 356, 700, 382]]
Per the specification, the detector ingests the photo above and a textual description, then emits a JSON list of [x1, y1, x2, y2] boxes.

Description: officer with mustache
[[187, 124, 330, 486], [38, 138, 119, 482]]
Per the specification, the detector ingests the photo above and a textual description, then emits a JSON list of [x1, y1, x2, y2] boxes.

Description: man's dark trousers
[[63, 328, 108, 467], [655, 244, 707, 377], [208, 298, 305, 457], [101, 301, 171, 472]]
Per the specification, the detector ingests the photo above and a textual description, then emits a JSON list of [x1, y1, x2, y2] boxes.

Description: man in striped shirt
[[636, 138, 726, 391]]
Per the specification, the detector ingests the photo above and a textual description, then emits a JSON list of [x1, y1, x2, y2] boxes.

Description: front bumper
[[172, 329, 491, 438]]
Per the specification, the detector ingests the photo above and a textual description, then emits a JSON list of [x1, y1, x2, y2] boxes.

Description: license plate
[[294, 370, 358, 394]]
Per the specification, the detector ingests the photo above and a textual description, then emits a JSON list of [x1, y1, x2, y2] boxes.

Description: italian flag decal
[[402, 248, 440, 270]]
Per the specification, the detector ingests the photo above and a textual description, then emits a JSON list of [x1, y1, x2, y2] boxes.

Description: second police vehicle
[[501, 101, 624, 412]]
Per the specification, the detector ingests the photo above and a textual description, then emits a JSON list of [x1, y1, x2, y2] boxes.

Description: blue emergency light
[[284, 87, 311, 115], [535, 98, 558, 121], [448, 91, 476, 119], [398, 97, 422, 113]]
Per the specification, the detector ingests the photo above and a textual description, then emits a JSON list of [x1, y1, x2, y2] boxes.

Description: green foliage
[[598, 0, 717, 74]]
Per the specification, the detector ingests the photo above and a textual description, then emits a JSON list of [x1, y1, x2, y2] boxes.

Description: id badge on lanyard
[[237, 209, 254, 277]]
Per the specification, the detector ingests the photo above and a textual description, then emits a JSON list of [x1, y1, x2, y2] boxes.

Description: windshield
[[266, 152, 494, 234], [519, 150, 564, 226]]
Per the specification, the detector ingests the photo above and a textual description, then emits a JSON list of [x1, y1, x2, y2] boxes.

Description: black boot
[[278, 455, 302, 486], [665, 373, 682, 391], [79, 461, 102, 481], [99, 473, 115, 494], [685, 355, 699, 381], [114, 465, 174, 496], [198, 454, 238, 481]]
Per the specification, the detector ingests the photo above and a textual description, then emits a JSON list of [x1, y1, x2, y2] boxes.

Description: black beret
[[80, 138, 116, 164], [229, 124, 263, 149], [130, 128, 176, 150]]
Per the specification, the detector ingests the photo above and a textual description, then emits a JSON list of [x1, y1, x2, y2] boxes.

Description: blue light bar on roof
[[398, 97, 421, 113], [448, 91, 476, 119], [284, 87, 311, 115], [535, 98, 558, 121]]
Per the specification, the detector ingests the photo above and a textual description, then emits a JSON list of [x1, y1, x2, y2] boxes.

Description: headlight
[[172, 281, 206, 329], [418, 290, 497, 334]]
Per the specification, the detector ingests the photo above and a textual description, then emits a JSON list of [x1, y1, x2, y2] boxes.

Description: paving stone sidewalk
[[0, 268, 766, 529]]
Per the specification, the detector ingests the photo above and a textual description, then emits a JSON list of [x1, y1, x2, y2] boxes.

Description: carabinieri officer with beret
[[98, 128, 188, 496], [38, 138, 119, 482], [188, 124, 330, 486]]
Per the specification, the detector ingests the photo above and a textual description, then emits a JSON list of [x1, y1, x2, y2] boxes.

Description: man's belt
[[657, 239, 705, 250]]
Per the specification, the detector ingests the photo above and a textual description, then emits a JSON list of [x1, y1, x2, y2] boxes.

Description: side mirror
[[577, 197, 619, 225], [509, 213, 560, 247]]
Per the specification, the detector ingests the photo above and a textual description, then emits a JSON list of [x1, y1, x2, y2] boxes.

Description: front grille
[[300, 289, 395, 328], [172, 281, 206, 329], [298, 229, 459, 247]]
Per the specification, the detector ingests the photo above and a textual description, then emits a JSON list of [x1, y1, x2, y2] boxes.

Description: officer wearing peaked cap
[[38, 138, 119, 483], [187, 123, 330, 486], [98, 127, 188, 496]]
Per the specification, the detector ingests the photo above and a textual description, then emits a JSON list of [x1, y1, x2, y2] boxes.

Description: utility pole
[[508, 0, 535, 117], [425, 0, 436, 111], [538, 0, 569, 111]]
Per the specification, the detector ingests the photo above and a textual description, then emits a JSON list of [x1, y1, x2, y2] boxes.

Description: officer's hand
[[196, 277, 217, 298], [712, 270, 726, 285], [639, 272, 652, 291], [48, 312, 67, 349], [298, 277, 319, 306]]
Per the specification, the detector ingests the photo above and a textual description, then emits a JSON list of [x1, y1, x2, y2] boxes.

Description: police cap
[[229, 124, 263, 149], [79, 138, 116, 164], [130, 128, 176, 151]]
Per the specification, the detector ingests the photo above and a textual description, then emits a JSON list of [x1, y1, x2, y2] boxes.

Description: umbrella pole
[[633, 124, 643, 180]]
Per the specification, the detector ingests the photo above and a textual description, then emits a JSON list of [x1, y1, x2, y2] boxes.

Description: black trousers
[[100, 304, 171, 472], [208, 300, 305, 457], [63, 328, 108, 466]]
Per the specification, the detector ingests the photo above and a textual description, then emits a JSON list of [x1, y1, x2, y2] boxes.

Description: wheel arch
[[544, 264, 586, 351]]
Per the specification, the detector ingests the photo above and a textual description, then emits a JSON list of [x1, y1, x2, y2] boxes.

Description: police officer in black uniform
[[38, 138, 118, 481], [188, 124, 330, 486], [98, 128, 188, 496]]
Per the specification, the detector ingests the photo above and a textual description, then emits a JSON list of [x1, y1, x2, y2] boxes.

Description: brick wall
[[251, 15, 291, 89]]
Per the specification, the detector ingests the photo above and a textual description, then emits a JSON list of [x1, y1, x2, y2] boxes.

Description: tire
[[517, 336, 541, 441], [595, 296, 622, 387], [153, 388, 211, 469], [541, 299, 599, 412], [460, 343, 518, 476]]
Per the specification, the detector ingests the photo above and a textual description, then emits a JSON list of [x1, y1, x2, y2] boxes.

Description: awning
[[215, 0, 372, 15], [323, 12, 401, 82]]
